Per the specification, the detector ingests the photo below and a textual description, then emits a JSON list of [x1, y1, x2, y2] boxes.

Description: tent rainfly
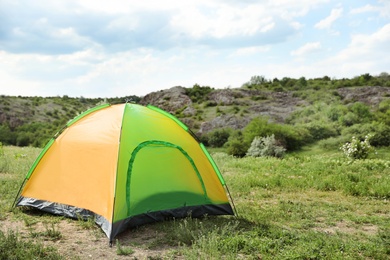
[[14, 103, 235, 242]]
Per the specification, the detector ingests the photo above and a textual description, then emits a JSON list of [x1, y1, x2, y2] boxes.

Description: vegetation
[[247, 134, 286, 158], [1, 143, 389, 258], [0, 73, 389, 258], [340, 135, 375, 160], [0, 230, 62, 260]]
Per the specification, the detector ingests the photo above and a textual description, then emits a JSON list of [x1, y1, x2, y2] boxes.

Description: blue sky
[[0, 0, 389, 98]]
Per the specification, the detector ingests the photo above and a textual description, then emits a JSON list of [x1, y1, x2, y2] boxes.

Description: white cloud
[[350, 4, 378, 15], [232, 46, 271, 56], [320, 23, 390, 76], [315, 7, 343, 30], [291, 42, 322, 57]]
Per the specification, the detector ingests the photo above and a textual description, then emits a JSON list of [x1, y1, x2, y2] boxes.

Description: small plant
[[76, 215, 97, 230], [116, 239, 134, 255], [340, 135, 375, 160], [42, 223, 62, 241], [246, 134, 286, 158]]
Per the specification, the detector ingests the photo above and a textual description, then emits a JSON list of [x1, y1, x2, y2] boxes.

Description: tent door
[[126, 141, 209, 216]]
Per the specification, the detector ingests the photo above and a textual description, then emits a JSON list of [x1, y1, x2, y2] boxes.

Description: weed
[[42, 222, 62, 241], [76, 214, 97, 230], [116, 239, 134, 255]]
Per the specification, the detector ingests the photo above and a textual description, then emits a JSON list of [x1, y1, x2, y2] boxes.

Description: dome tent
[[14, 103, 234, 242]]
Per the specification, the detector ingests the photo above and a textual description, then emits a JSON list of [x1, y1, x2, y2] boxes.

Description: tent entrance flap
[[126, 140, 209, 216]]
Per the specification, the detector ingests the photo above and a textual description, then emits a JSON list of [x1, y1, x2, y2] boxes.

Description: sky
[[0, 0, 389, 98]]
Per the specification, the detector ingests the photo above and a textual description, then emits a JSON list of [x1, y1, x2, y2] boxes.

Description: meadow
[[0, 145, 389, 259]]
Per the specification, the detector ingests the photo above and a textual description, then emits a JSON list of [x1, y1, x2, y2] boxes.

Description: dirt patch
[[314, 220, 378, 236], [0, 214, 181, 259]]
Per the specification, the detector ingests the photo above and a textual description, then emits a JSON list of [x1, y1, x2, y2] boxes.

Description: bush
[[225, 131, 248, 157], [207, 128, 232, 147], [301, 121, 339, 142], [340, 135, 375, 160], [318, 136, 350, 150], [246, 134, 286, 158], [243, 117, 306, 151], [341, 122, 390, 147]]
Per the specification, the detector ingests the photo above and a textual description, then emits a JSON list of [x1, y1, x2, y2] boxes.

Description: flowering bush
[[340, 135, 374, 160]]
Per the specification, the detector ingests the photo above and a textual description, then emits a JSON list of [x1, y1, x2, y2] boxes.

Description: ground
[[1, 212, 181, 259]]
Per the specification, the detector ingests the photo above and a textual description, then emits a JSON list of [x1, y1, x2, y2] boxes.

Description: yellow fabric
[[22, 104, 125, 220]]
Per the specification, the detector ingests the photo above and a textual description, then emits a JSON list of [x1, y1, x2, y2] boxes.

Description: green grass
[[116, 239, 134, 256], [0, 229, 62, 259], [1, 145, 389, 259]]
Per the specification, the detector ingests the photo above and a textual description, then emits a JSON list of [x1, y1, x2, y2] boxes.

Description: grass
[[0, 229, 62, 259], [116, 239, 134, 255], [0, 145, 389, 259]]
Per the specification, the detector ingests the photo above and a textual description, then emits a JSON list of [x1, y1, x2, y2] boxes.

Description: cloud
[[315, 7, 343, 30], [350, 4, 378, 15], [291, 42, 322, 57], [320, 23, 390, 75], [0, 0, 304, 55], [350, 1, 390, 18]]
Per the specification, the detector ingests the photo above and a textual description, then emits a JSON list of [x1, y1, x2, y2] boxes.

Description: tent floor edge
[[16, 196, 112, 239], [110, 203, 234, 240]]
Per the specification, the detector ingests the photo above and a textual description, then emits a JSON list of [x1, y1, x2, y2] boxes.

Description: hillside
[[141, 85, 390, 134], [1, 74, 390, 149]]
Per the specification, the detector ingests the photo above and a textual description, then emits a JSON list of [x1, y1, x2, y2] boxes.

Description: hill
[[0, 74, 389, 150]]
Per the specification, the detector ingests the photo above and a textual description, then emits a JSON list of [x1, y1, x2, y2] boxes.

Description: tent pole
[[225, 184, 238, 217], [11, 178, 27, 210]]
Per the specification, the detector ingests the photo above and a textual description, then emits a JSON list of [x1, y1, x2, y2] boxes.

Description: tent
[[14, 103, 235, 242]]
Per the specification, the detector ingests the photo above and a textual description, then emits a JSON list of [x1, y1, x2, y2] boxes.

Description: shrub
[[246, 134, 286, 158], [339, 112, 359, 126], [340, 135, 375, 160], [207, 128, 232, 147], [318, 136, 350, 150], [301, 121, 339, 142], [341, 122, 390, 147], [16, 133, 32, 147], [225, 131, 248, 157], [243, 117, 306, 151]]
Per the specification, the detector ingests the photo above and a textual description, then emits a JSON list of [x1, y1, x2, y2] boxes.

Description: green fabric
[[147, 105, 188, 131], [126, 140, 208, 216], [113, 103, 230, 222], [25, 138, 55, 180], [200, 143, 226, 185]]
